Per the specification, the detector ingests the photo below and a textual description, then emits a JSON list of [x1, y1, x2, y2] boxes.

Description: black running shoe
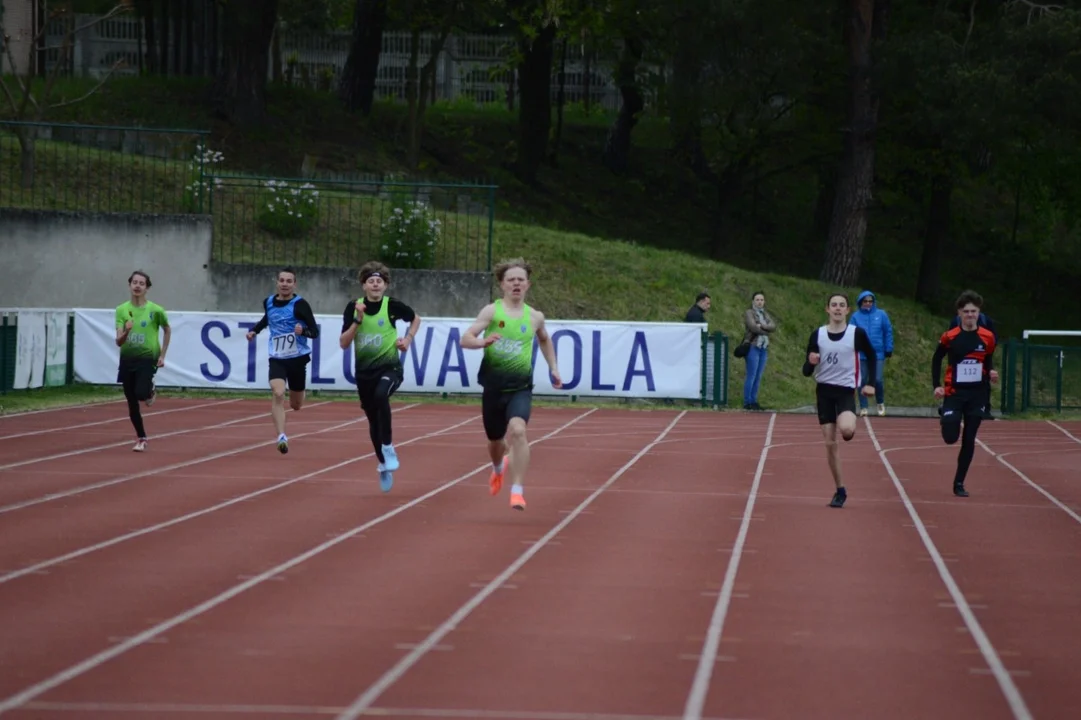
[[829, 488, 847, 508], [953, 482, 969, 497]]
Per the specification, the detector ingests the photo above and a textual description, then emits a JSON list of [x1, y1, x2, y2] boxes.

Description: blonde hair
[[494, 257, 532, 282]]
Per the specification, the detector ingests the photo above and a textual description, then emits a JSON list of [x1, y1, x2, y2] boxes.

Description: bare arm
[[460, 304, 497, 349], [397, 314, 422, 351], [534, 311, 563, 388], [158, 325, 172, 366]]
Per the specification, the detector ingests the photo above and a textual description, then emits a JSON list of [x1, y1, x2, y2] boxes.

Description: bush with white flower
[[378, 194, 440, 269], [257, 179, 320, 238], [181, 143, 224, 213]]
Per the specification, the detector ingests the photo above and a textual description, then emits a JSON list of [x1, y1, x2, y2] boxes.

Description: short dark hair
[[751, 290, 765, 301], [827, 292, 848, 306], [956, 289, 983, 310], [278, 266, 297, 281], [695, 292, 710, 303], [128, 270, 152, 288]]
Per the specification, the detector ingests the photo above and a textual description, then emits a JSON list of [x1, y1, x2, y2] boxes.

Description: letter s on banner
[[73, 311, 703, 399]]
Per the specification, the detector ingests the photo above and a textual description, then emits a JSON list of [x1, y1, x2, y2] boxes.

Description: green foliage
[[256, 180, 321, 238], [377, 191, 441, 269]]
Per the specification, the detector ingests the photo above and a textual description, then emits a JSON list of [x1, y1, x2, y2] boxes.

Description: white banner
[[45, 311, 69, 387], [74, 309, 704, 399], [14, 311, 46, 390]]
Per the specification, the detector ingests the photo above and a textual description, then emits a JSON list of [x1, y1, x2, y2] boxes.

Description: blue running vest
[[266, 294, 311, 359]]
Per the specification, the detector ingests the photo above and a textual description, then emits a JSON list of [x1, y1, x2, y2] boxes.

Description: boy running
[[245, 267, 320, 453], [802, 293, 877, 508], [932, 290, 998, 497], [114, 270, 171, 452], [338, 262, 421, 492], [461, 258, 563, 511]]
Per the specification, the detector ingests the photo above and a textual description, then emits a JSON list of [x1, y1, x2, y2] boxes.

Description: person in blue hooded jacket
[[848, 290, 893, 416]]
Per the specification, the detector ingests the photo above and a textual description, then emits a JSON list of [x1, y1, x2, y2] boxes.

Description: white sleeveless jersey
[[814, 325, 859, 388]]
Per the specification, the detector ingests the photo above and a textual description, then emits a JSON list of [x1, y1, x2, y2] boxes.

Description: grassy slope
[[0, 76, 1022, 411]]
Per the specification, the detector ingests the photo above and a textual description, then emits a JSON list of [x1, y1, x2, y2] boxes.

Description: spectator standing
[[741, 291, 776, 410], [685, 292, 710, 323], [848, 290, 894, 416]]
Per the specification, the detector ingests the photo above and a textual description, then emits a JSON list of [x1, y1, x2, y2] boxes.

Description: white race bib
[[956, 360, 983, 383], [270, 332, 299, 358]]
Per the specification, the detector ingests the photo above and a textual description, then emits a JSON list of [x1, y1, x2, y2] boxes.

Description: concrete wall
[[0, 209, 491, 316]]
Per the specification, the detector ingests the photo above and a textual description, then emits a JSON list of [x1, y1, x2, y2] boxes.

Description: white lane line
[[0, 399, 125, 420], [0, 401, 331, 472], [1048, 420, 1081, 445], [336, 410, 686, 720], [0, 409, 596, 716], [865, 418, 1033, 720], [682, 413, 775, 720], [0, 402, 390, 515], [0, 399, 241, 441], [977, 439, 1081, 526], [0, 411, 474, 585]]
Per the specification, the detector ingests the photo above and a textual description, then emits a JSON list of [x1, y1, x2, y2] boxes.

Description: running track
[[1, 397, 1080, 720]]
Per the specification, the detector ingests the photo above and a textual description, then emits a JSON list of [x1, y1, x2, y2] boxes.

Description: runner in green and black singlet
[[114, 270, 171, 452], [478, 300, 535, 392], [462, 258, 563, 512], [339, 262, 421, 493]]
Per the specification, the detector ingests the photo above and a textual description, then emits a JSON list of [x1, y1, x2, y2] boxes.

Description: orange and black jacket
[[932, 325, 997, 395]]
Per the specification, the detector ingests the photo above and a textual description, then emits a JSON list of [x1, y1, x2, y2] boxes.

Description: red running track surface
[[1, 398, 1080, 720]]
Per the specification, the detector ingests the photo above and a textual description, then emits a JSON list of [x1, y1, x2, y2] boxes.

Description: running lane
[[0, 406, 438, 577], [874, 418, 1081, 720], [0, 402, 348, 509], [694, 414, 1018, 720], [0, 408, 591, 715], [0, 399, 256, 467], [0, 408, 661, 716], [339, 410, 773, 719], [0, 406, 484, 702]]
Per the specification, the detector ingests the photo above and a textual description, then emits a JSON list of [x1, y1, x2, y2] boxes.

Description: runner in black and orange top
[[931, 289, 999, 498]]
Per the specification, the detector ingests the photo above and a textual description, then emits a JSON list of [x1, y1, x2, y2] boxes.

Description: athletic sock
[[511, 483, 524, 495], [493, 459, 504, 473]]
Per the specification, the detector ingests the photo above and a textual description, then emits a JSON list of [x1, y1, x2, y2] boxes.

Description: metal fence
[[0, 120, 211, 213], [0, 120, 497, 273], [700, 331, 729, 408], [208, 174, 496, 272], [1000, 337, 1081, 414]]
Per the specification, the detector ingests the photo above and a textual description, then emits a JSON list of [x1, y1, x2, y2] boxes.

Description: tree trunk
[[338, 0, 387, 116], [915, 172, 952, 306], [602, 36, 644, 173], [212, 0, 279, 126], [819, 0, 887, 286], [514, 23, 557, 185], [668, 13, 712, 181], [548, 37, 568, 168]]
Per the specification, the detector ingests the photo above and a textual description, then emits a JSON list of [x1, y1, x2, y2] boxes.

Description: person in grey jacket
[[741, 291, 776, 410]]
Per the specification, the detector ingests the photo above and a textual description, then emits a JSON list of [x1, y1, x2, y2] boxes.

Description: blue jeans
[[859, 356, 885, 408], [743, 346, 768, 405]]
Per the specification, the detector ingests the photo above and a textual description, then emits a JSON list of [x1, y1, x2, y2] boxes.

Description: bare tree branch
[[1006, 0, 1064, 24], [48, 59, 129, 110]]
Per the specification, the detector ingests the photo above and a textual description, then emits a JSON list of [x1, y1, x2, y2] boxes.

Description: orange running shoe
[[489, 455, 508, 496], [510, 488, 526, 511]]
